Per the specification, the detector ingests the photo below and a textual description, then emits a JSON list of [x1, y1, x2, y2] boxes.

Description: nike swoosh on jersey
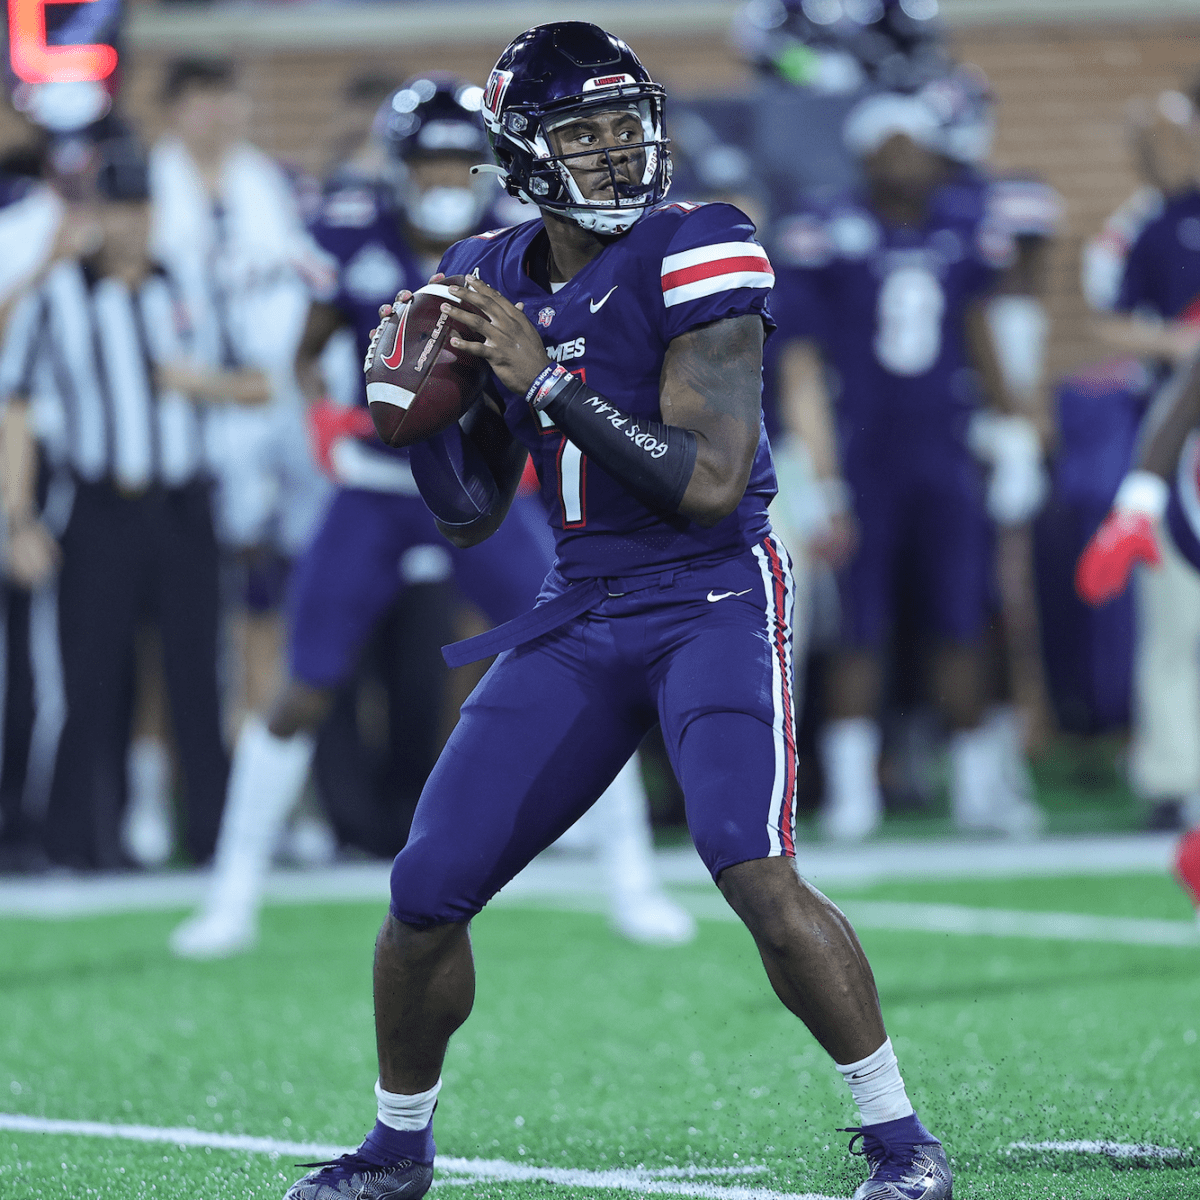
[[381, 306, 408, 370], [589, 285, 619, 313], [707, 589, 753, 602]]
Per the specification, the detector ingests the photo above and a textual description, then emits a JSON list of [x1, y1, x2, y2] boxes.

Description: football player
[[924, 63, 1060, 813], [769, 92, 1043, 842], [1083, 87, 1200, 830], [283, 23, 950, 1200], [1074, 347, 1200, 906], [171, 74, 691, 959]]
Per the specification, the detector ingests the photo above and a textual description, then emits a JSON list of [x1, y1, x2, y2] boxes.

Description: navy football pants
[[390, 533, 799, 926]]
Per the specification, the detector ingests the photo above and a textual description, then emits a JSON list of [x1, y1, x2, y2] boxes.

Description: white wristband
[[818, 476, 852, 516], [1113, 470, 1169, 519]]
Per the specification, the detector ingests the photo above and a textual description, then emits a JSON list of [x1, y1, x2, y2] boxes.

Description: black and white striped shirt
[[0, 260, 208, 490]]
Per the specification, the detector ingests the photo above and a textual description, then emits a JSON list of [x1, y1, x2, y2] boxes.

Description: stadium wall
[[11, 13, 1200, 383]]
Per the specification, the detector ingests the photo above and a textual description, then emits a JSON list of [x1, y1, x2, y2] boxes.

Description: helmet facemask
[[485, 85, 672, 235]]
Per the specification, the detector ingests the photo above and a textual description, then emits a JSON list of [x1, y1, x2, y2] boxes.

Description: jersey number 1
[[557, 438, 586, 527], [532, 367, 587, 528]]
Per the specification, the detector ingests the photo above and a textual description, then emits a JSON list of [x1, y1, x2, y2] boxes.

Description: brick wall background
[[10, 17, 1200, 383]]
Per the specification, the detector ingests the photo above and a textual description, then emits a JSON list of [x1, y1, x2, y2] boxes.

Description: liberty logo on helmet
[[582, 74, 636, 91], [537, 307, 556, 328]]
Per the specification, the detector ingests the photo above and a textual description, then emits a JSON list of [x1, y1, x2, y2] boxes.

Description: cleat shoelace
[[839, 1127, 933, 1186]]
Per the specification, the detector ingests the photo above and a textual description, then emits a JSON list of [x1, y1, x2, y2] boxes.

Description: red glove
[[308, 399, 377, 477], [1175, 828, 1200, 912], [1075, 510, 1162, 606]]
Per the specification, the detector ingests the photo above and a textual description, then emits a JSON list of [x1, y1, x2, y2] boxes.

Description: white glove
[[771, 434, 850, 541], [969, 411, 1048, 526]]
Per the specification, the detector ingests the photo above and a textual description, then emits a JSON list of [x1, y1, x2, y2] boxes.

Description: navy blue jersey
[[1116, 188, 1200, 321], [438, 202, 777, 580], [770, 190, 1011, 448], [933, 166, 1061, 243]]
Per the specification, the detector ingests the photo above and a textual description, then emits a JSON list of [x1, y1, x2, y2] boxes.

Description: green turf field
[[2, 870, 1199, 1198]]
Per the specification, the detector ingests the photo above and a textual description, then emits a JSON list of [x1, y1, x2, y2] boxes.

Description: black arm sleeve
[[536, 372, 698, 513]]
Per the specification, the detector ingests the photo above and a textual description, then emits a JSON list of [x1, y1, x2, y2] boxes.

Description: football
[[365, 275, 490, 448]]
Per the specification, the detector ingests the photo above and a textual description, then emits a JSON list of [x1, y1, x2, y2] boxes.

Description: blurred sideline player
[[770, 92, 1044, 841], [923, 63, 1061, 799], [171, 75, 692, 958], [284, 23, 950, 1200], [1083, 87, 1200, 829], [732, 0, 949, 97], [1074, 347, 1200, 911], [148, 57, 334, 863]]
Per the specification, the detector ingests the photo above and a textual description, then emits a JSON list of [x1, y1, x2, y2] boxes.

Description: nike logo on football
[[707, 589, 752, 603], [381, 307, 408, 370], [589, 286, 618, 313]]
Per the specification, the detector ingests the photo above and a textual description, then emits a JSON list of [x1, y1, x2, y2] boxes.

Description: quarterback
[[285, 22, 950, 1200]]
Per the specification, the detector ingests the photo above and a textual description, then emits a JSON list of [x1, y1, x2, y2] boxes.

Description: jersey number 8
[[874, 266, 945, 377]]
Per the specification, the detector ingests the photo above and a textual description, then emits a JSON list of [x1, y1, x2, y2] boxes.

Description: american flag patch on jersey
[[660, 241, 774, 308]]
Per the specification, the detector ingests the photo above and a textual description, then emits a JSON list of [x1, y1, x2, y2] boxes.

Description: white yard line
[[0, 834, 1183, 920], [531, 891, 1200, 949], [1, 835, 1196, 948], [0, 1113, 836, 1200], [1006, 1140, 1193, 1160], [5, 1114, 1195, 1197]]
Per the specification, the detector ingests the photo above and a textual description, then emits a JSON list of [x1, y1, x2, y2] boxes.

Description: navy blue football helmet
[[479, 21, 671, 234], [374, 73, 489, 162], [374, 73, 493, 241], [733, 0, 948, 94]]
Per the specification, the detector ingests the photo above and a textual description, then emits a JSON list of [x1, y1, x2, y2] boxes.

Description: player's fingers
[[428, 272, 446, 283], [449, 283, 507, 323], [449, 333, 498, 361], [455, 278, 523, 321], [441, 303, 493, 338]]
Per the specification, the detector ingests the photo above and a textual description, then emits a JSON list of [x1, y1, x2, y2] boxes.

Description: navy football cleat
[[283, 1151, 433, 1200], [841, 1125, 953, 1200]]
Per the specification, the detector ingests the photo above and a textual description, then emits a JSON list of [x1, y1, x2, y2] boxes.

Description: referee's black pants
[[44, 479, 229, 868]]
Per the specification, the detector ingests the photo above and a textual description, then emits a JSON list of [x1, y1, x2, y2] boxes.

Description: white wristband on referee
[[1113, 470, 1169, 519]]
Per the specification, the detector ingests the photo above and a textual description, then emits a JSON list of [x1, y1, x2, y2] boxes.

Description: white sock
[[949, 725, 993, 826], [983, 705, 1035, 801], [376, 1078, 442, 1130], [819, 718, 883, 830], [835, 1037, 914, 1126], [123, 737, 173, 866], [202, 715, 315, 920]]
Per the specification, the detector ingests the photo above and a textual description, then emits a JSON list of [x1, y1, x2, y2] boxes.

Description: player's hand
[[1075, 509, 1162, 605], [810, 510, 858, 569], [4, 518, 61, 589], [444, 276, 548, 396], [373, 274, 448, 334]]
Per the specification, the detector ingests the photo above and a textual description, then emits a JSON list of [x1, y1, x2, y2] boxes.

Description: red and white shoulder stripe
[[660, 240, 774, 309]]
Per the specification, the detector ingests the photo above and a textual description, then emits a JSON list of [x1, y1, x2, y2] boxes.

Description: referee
[[0, 138, 267, 869]]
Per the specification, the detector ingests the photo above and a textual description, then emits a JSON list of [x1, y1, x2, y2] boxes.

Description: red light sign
[[8, 0, 118, 84]]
